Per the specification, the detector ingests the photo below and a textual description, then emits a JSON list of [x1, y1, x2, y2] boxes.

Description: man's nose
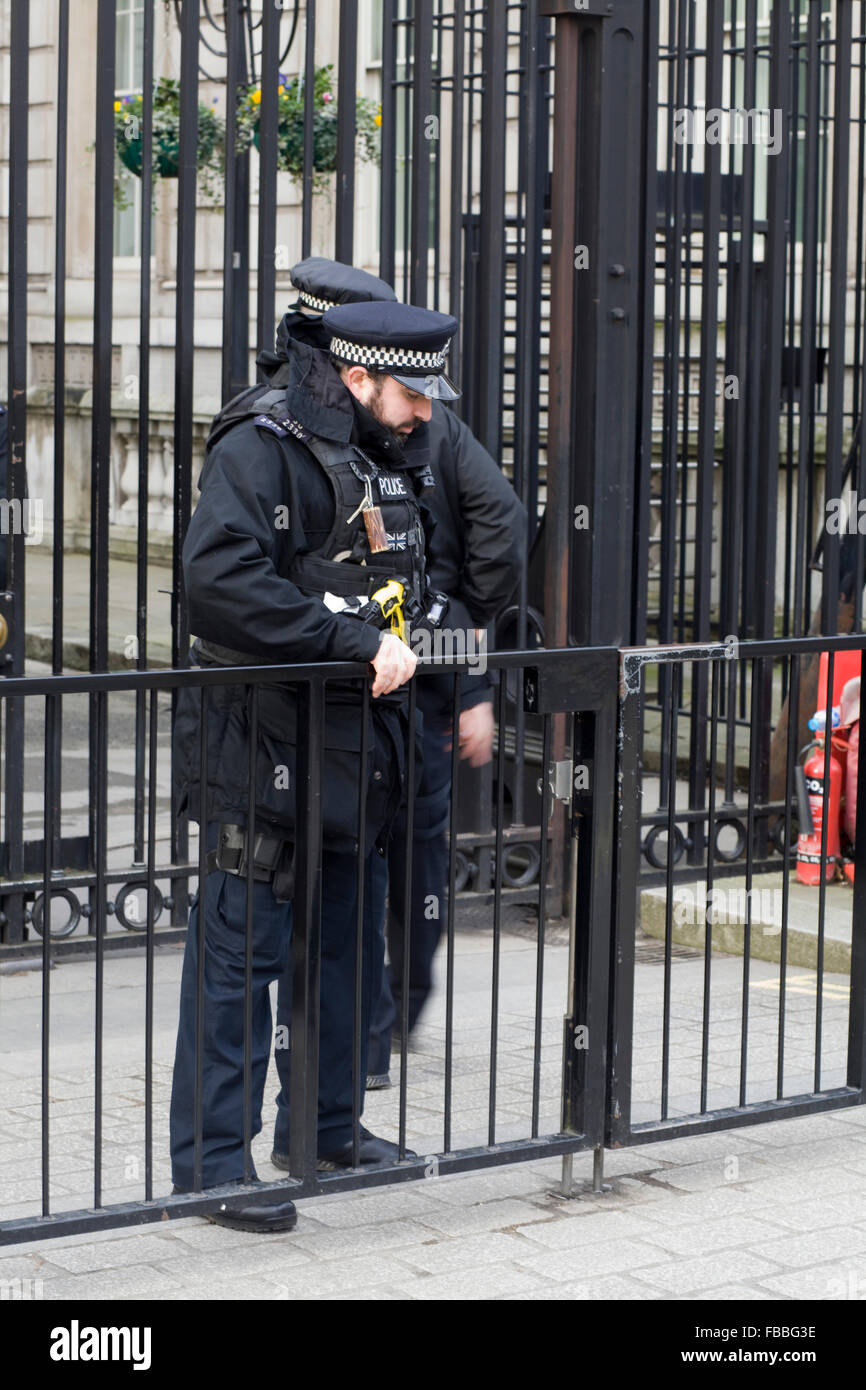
[[415, 395, 433, 422]]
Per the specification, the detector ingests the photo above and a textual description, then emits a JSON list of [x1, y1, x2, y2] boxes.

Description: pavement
[[22, 547, 175, 670], [1, 924, 865, 1301]]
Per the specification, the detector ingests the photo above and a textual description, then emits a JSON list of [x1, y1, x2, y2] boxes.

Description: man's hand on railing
[[452, 699, 495, 767], [370, 631, 418, 697]]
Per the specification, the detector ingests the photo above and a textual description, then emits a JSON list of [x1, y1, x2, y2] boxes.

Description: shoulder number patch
[[254, 411, 312, 442]]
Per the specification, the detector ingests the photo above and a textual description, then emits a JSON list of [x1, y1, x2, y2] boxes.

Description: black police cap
[[289, 257, 397, 314], [323, 301, 461, 401]]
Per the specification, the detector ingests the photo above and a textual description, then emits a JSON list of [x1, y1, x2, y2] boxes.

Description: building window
[[114, 0, 153, 259]]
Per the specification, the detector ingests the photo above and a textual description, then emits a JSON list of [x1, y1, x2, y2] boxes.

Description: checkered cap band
[[330, 336, 448, 372], [298, 289, 338, 312]]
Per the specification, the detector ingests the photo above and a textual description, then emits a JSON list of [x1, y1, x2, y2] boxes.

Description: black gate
[[0, 647, 617, 1244], [3, 0, 866, 1240]]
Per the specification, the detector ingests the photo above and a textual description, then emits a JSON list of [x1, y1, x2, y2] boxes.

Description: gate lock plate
[[537, 759, 575, 810]]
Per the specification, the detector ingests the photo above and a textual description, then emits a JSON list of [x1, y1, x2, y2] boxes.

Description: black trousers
[[170, 830, 386, 1189], [367, 715, 452, 1076]]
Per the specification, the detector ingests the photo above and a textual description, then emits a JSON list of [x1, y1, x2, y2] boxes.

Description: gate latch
[[537, 760, 573, 807]]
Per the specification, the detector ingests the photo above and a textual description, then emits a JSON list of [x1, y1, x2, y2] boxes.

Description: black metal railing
[[0, 646, 616, 1244], [610, 632, 866, 1146]]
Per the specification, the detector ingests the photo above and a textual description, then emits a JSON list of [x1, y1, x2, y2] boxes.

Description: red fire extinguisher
[[796, 735, 844, 885]]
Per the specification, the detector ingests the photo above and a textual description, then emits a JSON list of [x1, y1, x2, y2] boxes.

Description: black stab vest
[[194, 386, 428, 667]]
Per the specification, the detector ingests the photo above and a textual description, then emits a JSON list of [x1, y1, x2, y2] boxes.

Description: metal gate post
[[542, 0, 649, 911], [541, 0, 648, 650], [525, 650, 619, 1187]]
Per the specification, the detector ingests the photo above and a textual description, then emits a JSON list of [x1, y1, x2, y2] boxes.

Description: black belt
[[206, 824, 295, 902]]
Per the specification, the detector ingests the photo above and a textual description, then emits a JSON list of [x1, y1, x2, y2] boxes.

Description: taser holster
[[207, 823, 296, 903]]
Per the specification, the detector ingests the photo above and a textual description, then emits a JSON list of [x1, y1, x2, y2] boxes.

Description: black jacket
[[260, 312, 528, 715], [174, 340, 435, 852]]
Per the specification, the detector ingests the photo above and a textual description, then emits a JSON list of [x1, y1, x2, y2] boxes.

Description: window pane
[[116, 11, 130, 90], [370, 0, 382, 62]]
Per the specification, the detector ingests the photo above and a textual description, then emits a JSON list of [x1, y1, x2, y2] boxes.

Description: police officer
[[169, 300, 460, 1233], [263, 260, 526, 1137]]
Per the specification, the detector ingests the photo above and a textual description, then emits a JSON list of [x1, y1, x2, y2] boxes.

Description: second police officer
[[169, 299, 463, 1233]]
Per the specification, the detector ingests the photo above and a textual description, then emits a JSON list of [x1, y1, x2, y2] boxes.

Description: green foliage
[[235, 64, 381, 190], [112, 78, 225, 210], [103, 67, 380, 211]]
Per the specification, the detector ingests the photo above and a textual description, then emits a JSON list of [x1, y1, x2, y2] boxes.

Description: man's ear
[[343, 364, 371, 397]]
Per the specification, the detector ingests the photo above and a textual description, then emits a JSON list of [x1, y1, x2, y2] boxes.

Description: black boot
[[271, 1128, 416, 1172], [171, 1177, 298, 1233]]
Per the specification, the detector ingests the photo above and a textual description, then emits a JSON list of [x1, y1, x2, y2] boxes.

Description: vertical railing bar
[[334, 0, 358, 263], [52, 0, 69, 685], [144, 688, 158, 1203], [256, 0, 279, 367], [847, 642, 866, 1092], [93, 689, 108, 1209], [443, 672, 461, 1154], [379, 0, 397, 285], [401, 3, 412, 302], [740, 655, 760, 1107], [41, 692, 58, 1217], [352, 681, 370, 1168], [242, 683, 258, 1184], [531, 713, 553, 1138], [821, 0, 853, 636], [221, 0, 242, 406], [193, 686, 210, 1192], [169, 0, 199, 933], [676, 0, 696, 646], [133, 0, 155, 865], [289, 678, 325, 1181], [301, 0, 317, 258], [410, 0, 434, 305], [398, 677, 417, 1160], [688, 0, 724, 869], [700, 657, 720, 1114], [793, 3, 820, 638], [815, 648, 834, 1091], [657, 0, 687, 661], [660, 659, 680, 1122], [447, 0, 465, 351], [171, 0, 198, 674], [778, 650, 801, 1099], [488, 672, 507, 1147]]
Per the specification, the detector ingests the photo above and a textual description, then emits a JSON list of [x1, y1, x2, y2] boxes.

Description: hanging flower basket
[[236, 64, 381, 190], [111, 77, 225, 209]]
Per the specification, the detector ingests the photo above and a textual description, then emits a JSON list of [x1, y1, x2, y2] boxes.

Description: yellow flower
[[278, 85, 285, 94], [374, 113, 382, 127], [114, 100, 122, 113], [250, 88, 262, 105]]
